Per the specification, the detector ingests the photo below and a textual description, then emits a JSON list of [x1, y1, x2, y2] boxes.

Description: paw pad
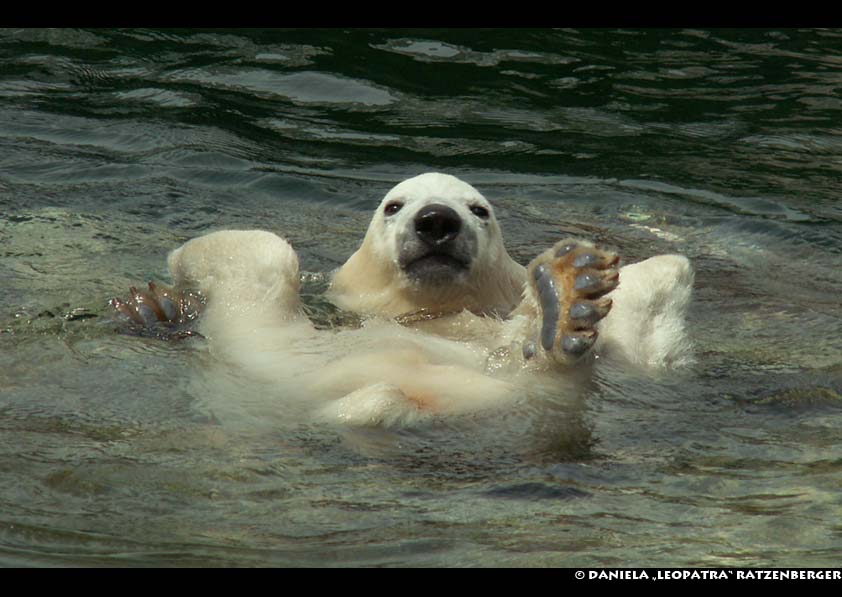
[[526, 239, 620, 364]]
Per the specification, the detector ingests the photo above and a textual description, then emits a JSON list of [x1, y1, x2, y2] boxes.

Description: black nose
[[414, 204, 462, 246]]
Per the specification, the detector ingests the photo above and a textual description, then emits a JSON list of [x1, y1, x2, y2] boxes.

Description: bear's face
[[330, 172, 525, 317], [367, 173, 504, 289]]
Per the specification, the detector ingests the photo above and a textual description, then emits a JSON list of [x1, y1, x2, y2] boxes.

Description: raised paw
[[109, 281, 205, 340], [524, 239, 619, 365]]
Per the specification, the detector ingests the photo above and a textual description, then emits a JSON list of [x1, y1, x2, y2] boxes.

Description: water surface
[[1, 28, 842, 567]]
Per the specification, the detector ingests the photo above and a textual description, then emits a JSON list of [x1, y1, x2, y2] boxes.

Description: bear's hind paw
[[525, 239, 619, 365], [109, 281, 205, 340]]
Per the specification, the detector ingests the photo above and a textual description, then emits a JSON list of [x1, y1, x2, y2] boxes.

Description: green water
[[1, 28, 841, 567]]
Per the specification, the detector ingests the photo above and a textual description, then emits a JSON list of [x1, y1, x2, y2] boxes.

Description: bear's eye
[[470, 205, 490, 219], [384, 201, 403, 216]]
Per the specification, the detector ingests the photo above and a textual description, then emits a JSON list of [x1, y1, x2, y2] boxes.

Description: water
[[1, 28, 841, 567]]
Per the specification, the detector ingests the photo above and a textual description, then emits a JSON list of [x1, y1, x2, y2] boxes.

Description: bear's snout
[[414, 203, 462, 247]]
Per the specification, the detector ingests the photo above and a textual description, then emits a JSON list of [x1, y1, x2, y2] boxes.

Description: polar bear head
[[329, 173, 526, 317]]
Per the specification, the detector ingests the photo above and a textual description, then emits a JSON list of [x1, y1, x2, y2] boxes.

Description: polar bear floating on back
[[112, 173, 693, 426]]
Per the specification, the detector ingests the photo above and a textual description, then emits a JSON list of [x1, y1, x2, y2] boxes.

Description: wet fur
[[119, 173, 694, 426]]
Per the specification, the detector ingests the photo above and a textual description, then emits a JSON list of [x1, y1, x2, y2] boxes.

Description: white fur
[[329, 173, 525, 317], [597, 254, 694, 368], [166, 173, 694, 426]]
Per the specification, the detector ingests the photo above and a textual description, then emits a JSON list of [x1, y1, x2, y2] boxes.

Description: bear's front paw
[[524, 239, 619, 365], [109, 282, 205, 340]]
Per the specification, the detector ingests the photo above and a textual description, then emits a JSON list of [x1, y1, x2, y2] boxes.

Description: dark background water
[[1, 28, 841, 567]]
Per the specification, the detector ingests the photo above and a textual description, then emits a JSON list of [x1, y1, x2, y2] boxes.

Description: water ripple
[[1, 28, 842, 568], [164, 67, 395, 108]]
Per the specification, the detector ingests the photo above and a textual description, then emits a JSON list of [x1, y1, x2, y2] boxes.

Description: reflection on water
[[1, 28, 841, 567]]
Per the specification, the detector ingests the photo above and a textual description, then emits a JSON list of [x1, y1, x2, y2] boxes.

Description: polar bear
[[112, 173, 693, 426]]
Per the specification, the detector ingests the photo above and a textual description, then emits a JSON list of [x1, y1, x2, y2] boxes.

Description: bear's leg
[[522, 239, 620, 365], [110, 230, 308, 338], [596, 254, 694, 368]]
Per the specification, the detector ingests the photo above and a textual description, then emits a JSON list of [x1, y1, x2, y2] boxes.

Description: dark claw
[[148, 282, 179, 321], [109, 297, 142, 325], [575, 251, 619, 269], [574, 271, 619, 297], [129, 286, 169, 322]]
